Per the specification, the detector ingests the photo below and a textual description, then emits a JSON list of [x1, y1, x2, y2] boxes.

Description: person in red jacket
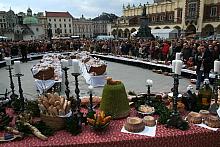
[[161, 41, 170, 61]]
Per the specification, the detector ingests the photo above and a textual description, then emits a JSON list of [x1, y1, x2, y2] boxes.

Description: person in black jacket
[[195, 45, 212, 90]]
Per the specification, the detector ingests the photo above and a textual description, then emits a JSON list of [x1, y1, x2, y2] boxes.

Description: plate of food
[[137, 105, 155, 115]]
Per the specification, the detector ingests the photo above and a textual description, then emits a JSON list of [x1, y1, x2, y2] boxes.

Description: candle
[[68, 59, 72, 66], [72, 59, 80, 73], [5, 57, 11, 66], [175, 60, 182, 75], [88, 85, 94, 94], [146, 79, 153, 87], [14, 61, 21, 74], [214, 60, 220, 73], [61, 59, 68, 68], [172, 60, 177, 73], [175, 53, 181, 60]]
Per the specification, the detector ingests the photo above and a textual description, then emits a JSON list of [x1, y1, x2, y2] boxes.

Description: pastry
[[199, 110, 210, 120], [143, 116, 156, 127], [186, 112, 202, 124], [138, 105, 155, 114], [124, 117, 145, 133], [204, 115, 220, 128]]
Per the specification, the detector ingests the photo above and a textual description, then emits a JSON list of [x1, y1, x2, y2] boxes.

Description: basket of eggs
[[87, 111, 111, 131], [38, 93, 71, 131]]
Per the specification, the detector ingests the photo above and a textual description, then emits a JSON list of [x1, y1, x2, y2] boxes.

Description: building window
[[60, 24, 62, 28], [59, 19, 61, 22], [64, 24, 66, 28], [69, 24, 71, 27], [54, 19, 56, 21], [160, 15, 164, 21], [49, 19, 51, 21], [188, 2, 197, 17], [64, 19, 66, 22], [169, 15, 173, 20], [69, 29, 71, 33], [0, 19, 2, 22], [210, 7, 217, 17], [69, 19, 71, 22], [152, 16, 156, 21], [65, 29, 67, 33], [36, 28, 39, 32], [54, 24, 57, 28]]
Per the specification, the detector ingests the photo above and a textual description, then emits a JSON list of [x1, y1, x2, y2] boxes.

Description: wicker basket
[[33, 67, 54, 80], [40, 114, 66, 131], [88, 64, 107, 75]]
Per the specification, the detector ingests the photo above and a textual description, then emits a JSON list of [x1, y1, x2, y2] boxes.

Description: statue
[[142, 4, 146, 16]]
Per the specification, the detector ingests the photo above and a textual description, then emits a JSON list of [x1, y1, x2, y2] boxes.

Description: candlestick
[[166, 74, 189, 130], [72, 59, 80, 74], [5, 57, 11, 66], [14, 73, 25, 112], [175, 53, 181, 60], [6, 65, 17, 99], [71, 72, 83, 132], [62, 67, 70, 100], [14, 61, 21, 74], [214, 61, 220, 74], [88, 85, 94, 112], [209, 73, 219, 114]]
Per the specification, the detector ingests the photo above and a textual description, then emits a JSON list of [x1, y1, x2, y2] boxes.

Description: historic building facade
[[45, 11, 74, 37], [111, 0, 220, 38], [72, 15, 94, 38]]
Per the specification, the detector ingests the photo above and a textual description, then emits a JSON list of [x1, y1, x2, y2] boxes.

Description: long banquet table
[[1, 109, 220, 147]]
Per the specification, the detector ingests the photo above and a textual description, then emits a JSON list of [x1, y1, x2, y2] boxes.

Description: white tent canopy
[[152, 29, 178, 39], [131, 29, 178, 39]]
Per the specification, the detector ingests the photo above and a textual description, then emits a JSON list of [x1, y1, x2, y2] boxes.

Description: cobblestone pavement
[[0, 59, 194, 100]]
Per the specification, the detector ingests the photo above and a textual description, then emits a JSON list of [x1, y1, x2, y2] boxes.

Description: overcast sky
[[0, 0, 153, 18]]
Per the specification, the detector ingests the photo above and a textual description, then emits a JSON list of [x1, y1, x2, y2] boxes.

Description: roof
[[23, 16, 38, 25], [45, 11, 73, 18]]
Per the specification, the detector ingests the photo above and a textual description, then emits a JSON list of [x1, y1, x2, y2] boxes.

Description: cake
[[124, 117, 145, 133], [143, 116, 156, 127], [100, 77, 130, 119], [204, 115, 220, 128], [186, 112, 202, 124], [199, 110, 210, 120]]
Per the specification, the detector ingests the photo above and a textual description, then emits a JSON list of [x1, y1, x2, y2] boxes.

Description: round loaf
[[187, 112, 202, 124], [124, 117, 145, 133], [143, 116, 156, 127], [199, 110, 210, 120], [204, 115, 220, 128]]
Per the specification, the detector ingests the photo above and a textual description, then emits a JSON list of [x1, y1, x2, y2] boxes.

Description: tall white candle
[[175, 60, 182, 75], [5, 57, 11, 66], [68, 59, 72, 66], [14, 61, 21, 74], [214, 60, 220, 73], [72, 59, 80, 73], [172, 60, 177, 73], [175, 53, 181, 60], [88, 85, 94, 94], [61, 59, 68, 68]]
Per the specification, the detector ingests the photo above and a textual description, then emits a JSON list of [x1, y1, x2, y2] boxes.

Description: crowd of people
[[0, 38, 219, 89]]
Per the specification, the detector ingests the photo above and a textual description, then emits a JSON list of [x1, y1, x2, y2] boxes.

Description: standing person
[[20, 42, 28, 62], [195, 45, 212, 90]]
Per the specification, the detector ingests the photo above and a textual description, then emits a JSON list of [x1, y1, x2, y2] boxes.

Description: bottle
[[198, 79, 213, 110], [182, 85, 197, 111]]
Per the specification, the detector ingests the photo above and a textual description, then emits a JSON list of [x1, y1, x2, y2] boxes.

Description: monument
[[136, 4, 154, 39]]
